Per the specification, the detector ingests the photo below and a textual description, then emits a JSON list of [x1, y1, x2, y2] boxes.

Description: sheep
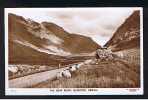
[[76, 62, 84, 69], [116, 52, 124, 59], [84, 59, 92, 65], [8, 66, 18, 73], [96, 62, 99, 64], [62, 69, 71, 78], [76, 63, 83, 69], [90, 59, 97, 65], [56, 71, 63, 79], [69, 65, 77, 72]]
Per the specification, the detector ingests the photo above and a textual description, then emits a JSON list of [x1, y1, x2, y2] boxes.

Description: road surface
[[9, 67, 69, 88]]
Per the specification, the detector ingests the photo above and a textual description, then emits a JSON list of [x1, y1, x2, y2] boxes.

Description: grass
[[32, 59, 140, 88]]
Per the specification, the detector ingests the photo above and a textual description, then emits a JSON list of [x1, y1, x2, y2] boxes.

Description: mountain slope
[[8, 13, 100, 65], [104, 11, 140, 51], [42, 22, 100, 53]]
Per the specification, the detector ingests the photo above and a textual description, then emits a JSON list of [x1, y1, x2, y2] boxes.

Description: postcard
[[5, 7, 143, 95]]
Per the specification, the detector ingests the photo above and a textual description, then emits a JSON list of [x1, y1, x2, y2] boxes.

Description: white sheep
[[84, 59, 92, 65], [69, 65, 77, 72], [90, 59, 97, 65], [76, 63, 83, 69], [62, 69, 71, 78], [117, 52, 124, 59], [8, 66, 18, 73], [56, 71, 63, 79], [96, 62, 99, 64]]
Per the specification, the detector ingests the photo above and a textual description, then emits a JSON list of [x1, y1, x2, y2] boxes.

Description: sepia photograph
[[5, 8, 143, 95]]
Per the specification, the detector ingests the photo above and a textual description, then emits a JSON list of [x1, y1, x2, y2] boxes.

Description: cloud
[[45, 8, 136, 38]]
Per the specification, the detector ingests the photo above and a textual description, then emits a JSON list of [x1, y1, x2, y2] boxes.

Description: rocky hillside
[[8, 13, 100, 65], [104, 11, 140, 51]]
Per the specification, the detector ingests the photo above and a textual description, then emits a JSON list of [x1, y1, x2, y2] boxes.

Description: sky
[[6, 8, 140, 46]]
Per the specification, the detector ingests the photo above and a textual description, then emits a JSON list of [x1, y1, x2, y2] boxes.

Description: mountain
[[8, 13, 100, 65], [104, 11, 140, 52]]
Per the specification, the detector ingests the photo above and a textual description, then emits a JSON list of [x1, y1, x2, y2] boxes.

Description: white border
[[5, 7, 143, 95]]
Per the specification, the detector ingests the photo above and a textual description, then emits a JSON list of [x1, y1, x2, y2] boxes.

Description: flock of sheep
[[56, 59, 93, 79], [8, 59, 94, 80], [56, 48, 114, 80]]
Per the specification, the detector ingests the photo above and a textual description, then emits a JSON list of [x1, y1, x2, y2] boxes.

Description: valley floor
[[9, 48, 140, 88]]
